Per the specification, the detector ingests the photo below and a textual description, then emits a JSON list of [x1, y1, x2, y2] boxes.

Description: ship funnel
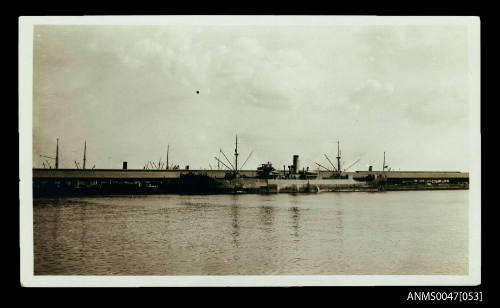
[[293, 155, 299, 174]]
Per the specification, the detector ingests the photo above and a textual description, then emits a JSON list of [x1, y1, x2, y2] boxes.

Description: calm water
[[33, 191, 468, 275]]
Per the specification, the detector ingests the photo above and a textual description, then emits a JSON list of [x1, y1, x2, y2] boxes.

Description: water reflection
[[260, 205, 274, 231], [335, 208, 344, 240], [52, 199, 63, 243], [333, 194, 345, 242], [287, 195, 301, 239], [290, 207, 300, 238], [230, 196, 240, 248], [77, 202, 88, 265], [334, 205, 346, 272]]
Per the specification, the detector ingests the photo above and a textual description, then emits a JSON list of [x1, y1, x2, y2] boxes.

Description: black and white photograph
[[19, 16, 481, 287]]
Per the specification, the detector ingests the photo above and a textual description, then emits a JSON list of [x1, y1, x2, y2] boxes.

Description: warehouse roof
[[352, 171, 469, 179]]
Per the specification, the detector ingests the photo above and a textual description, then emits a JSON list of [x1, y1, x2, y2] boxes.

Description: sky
[[32, 24, 472, 171]]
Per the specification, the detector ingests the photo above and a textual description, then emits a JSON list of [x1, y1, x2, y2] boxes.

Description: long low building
[[32, 168, 468, 181], [353, 170, 469, 179], [32, 169, 258, 179]]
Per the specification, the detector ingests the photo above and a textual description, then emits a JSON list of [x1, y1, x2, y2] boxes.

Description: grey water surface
[[33, 190, 468, 275]]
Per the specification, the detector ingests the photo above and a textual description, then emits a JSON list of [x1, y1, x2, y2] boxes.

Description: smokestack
[[123, 162, 128, 170], [293, 155, 299, 174]]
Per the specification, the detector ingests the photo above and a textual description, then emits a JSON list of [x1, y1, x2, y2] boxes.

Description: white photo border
[[19, 15, 481, 287]]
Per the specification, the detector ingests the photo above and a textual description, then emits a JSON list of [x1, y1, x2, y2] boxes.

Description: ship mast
[[214, 135, 252, 175], [166, 144, 169, 170], [55, 138, 59, 169], [336, 140, 341, 176], [83, 140, 87, 169], [235, 135, 239, 173], [382, 151, 386, 172]]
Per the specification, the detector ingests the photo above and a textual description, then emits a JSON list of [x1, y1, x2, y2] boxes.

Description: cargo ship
[[32, 137, 469, 196]]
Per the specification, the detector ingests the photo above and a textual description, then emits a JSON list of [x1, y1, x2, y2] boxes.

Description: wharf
[[32, 168, 469, 196]]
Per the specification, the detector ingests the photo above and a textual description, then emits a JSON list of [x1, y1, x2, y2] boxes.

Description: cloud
[[32, 25, 471, 171]]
